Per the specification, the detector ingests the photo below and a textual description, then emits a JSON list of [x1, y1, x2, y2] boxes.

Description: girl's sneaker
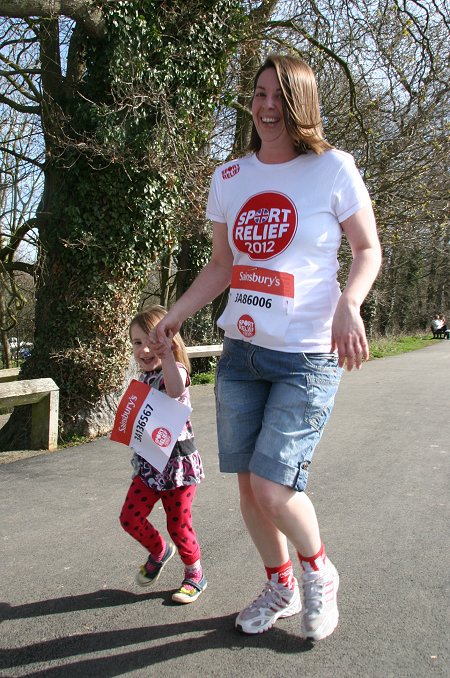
[[136, 542, 176, 586], [235, 579, 301, 634], [172, 576, 208, 604]]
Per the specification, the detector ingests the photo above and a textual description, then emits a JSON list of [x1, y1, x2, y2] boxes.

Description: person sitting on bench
[[431, 313, 445, 338]]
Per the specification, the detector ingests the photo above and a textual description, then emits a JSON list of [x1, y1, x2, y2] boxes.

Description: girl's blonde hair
[[249, 53, 333, 156], [129, 305, 191, 373]]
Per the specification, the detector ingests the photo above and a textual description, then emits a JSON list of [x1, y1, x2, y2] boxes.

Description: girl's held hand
[[148, 329, 174, 360], [331, 300, 369, 371]]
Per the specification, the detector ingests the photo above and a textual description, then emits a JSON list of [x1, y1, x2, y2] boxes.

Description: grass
[[191, 371, 216, 385], [369, 333, 437, 359]]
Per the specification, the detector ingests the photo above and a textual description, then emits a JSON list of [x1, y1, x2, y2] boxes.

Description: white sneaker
[[235, 579, 301, 634], [300, 561, 339, 640]]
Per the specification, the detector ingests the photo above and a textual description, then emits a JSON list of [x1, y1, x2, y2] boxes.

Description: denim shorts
[[215, 337, 343, 492]]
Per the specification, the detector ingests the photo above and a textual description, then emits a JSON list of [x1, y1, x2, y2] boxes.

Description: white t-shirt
[[206, 150, 372, 353]]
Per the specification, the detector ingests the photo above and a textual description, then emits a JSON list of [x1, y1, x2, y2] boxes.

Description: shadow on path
[[0, 590, 313, 677]]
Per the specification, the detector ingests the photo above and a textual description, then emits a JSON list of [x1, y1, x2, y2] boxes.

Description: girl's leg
[[161, 486, 207, 603], [160, 485, 201, 566], [119, 475, 165, 556]]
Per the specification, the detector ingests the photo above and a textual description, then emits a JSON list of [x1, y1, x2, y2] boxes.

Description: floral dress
[[131, 363, 204, 491]]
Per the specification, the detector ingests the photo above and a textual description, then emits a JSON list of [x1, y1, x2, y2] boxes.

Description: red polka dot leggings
[[119, 475, 201, 566]]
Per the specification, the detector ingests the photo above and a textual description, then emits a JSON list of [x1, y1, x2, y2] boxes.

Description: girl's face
[[251, 67, 293, 154], [130, 322, 161, 372]]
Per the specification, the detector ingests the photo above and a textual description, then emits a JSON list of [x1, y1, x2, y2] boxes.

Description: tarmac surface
[[0, 341, 449, 677]]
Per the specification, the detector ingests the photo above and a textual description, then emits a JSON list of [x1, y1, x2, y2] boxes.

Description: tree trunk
[[0, 160, 143, 448]]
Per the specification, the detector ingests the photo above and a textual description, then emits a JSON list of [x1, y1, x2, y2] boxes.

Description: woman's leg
[[235, 472, 302, 634], [248, 473, 322, 558], [238, 472, 290, 567]]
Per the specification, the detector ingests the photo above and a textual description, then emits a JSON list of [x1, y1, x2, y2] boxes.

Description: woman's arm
[[332, 205, 382, 370], [155, 221, 233, 341]]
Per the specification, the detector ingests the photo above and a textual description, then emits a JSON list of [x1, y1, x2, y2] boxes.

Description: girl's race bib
[[217, 265, 294, 347], [110, 380, 192, 472]]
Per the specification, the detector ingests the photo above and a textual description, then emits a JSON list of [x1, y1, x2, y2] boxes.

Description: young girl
[[119, 305, 206, 603]]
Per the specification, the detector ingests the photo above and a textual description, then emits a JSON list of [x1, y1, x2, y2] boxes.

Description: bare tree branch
[[0, 92, 40, 113], [0, 146, 44, 169]]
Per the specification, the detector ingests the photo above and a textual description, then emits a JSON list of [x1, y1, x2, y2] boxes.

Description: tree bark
[[0, 0, 104, 37]]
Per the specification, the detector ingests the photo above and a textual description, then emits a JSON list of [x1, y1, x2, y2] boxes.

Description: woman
[[154, 54, 382, 640]]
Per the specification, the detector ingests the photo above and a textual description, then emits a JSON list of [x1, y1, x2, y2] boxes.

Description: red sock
[[265, 560, 295, 589], [297, 542, 328, 573]]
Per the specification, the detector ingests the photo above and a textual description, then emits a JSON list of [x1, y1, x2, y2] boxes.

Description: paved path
[[0, 342, 449, 677]]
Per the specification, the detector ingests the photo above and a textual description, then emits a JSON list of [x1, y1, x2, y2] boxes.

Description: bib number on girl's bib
[[218, 265, 294, 346]]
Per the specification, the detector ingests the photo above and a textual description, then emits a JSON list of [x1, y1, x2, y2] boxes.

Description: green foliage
[[54, 1, 244, 284], [191, 370, 216, 385], [59, 434, 91, 448], [369, 334, 436, 359]]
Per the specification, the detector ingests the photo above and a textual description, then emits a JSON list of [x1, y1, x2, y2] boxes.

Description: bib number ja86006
[[234, 292, 272, 309]]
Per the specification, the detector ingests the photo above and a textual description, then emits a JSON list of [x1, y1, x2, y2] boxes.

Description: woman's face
[[251, 67, 293, 152]]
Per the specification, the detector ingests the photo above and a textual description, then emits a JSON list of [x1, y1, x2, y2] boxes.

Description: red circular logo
[[151, 427, 172, 448], [233, 192, 297, 260], [237, 314, 255, 338]]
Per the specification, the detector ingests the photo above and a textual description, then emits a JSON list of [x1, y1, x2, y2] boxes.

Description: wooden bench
[[186, 344, 223, 358], [432, 327, 450, 339], [0, 378, 59, 450]]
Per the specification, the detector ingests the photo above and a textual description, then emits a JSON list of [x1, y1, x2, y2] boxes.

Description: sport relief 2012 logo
[[237, 314, 255, 338], [152, 427, 172, 448], [233, 192, 297, 261], [221, 163, 240, 180]]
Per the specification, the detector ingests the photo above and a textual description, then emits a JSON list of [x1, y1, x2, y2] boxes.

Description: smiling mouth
[[261, 117, 279, 124]]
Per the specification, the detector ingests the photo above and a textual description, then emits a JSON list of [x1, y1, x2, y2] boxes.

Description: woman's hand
[[154, 311, 182, 346], [331, 298, 369, 371]]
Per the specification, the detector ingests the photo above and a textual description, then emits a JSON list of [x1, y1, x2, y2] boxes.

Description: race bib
[[110, 380, 192, 472], [217, 265, 294, 346]]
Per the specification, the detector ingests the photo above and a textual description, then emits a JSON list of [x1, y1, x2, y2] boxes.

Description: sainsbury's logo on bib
[[233, 192, 297, 260], [237, 314, 255, 338]]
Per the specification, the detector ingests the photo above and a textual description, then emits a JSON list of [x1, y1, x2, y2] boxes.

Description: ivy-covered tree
[[0, 0, 243, 449]]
